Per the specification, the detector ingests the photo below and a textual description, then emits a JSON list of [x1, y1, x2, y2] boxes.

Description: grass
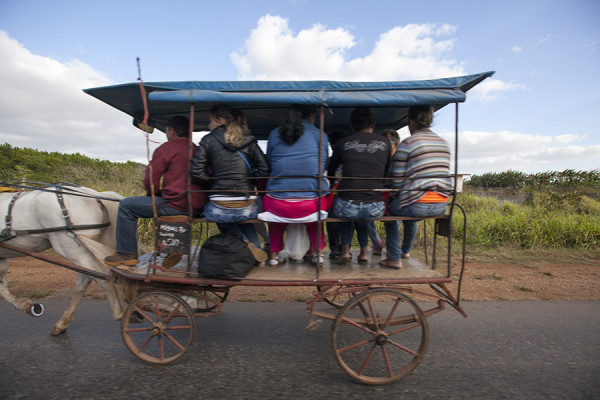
[[491, 272, 503, 280], [515, 286, 534, 293]]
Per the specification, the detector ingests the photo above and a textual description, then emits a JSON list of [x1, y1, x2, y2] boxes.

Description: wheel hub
[[375, 332, 388, 345]]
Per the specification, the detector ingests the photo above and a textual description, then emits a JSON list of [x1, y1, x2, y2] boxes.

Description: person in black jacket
[[191, 105, 270, 258]]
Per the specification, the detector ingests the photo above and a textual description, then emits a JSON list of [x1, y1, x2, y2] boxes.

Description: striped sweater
[[391, 128, 453, 207]]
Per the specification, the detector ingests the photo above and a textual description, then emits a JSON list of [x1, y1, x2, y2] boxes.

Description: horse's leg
[[50, 272, 91, 335], [0, 258, 37, 314], [49, 237, 124, 335]]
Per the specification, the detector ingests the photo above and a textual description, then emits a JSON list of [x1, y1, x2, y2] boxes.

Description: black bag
[[197, 233, 256, 278]]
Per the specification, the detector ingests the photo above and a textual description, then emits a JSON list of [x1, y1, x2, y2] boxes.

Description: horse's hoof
[[50, 326, 67, 336], [26, 303, 44, 317]]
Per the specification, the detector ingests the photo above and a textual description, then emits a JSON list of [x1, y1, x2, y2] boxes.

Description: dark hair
[[350, 106, 375, 132], [209, 104, 248, 147], [329, 131, 347, 147], [279, 104, 317, 145], [166, 116, 190, 137], [408, 105, 434, 130], [381, 128, 399, 144]]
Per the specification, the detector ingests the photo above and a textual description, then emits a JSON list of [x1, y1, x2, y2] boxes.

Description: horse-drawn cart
[[1, 71, 493, 385]]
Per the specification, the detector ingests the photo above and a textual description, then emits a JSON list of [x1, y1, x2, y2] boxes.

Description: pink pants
[[263, 196, 331, 253]]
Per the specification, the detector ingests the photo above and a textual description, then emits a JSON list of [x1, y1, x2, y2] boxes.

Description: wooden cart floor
[[125, 250, 450, 284], [245, 256, 446, 281]]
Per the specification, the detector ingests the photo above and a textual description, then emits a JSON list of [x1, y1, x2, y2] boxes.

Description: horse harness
[[0, 187, 111, 243]]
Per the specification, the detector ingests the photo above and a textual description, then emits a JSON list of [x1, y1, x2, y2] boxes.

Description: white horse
[[0, 185, 127, 335]]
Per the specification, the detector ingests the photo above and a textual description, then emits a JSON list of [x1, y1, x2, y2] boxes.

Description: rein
[[0, 181, 122, 202], [0, 184, 113, 243]]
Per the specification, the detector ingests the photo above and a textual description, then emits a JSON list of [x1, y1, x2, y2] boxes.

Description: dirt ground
[[5, 249, 600, 302]]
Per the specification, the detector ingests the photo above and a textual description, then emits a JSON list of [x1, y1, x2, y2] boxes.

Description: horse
[[0, 185, 128, 335]]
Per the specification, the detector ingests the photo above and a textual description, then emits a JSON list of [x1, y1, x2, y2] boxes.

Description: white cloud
[[232, 16, 467, 81], [0, 31, 162, 164], [468, 78, 526, 102], [512, 45, 523, 53], [440, 130, 600, 174]]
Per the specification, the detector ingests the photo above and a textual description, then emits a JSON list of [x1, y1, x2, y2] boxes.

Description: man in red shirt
[[104, 116, 207, 266]]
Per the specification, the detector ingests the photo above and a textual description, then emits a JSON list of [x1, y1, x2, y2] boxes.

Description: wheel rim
[[317, 285, 364, 309], [121, 291, 196, 365], [191, 288, 229, 312], [331, 288, 429, 385]]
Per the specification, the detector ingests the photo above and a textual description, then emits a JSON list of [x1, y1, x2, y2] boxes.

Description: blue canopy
[[84, 71, 494, 140]]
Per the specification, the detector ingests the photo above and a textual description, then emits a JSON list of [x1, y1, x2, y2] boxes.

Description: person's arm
[[327, 143, 342, 186], [391, 139, 410, 188], [190, 139, 211, 182], [320, 132, 330, 174], [249, 142, 270, 177], [143, 145, 168, 195]]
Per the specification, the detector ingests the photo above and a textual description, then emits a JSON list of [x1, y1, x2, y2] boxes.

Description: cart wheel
[[121, 291, 196, 365], [317, 285, 364, 309], [194, 288, 229, 312], [331, 288, 429, 385]]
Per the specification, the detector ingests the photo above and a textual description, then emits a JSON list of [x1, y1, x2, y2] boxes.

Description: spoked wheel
[[183, 288, 229, 313], [195, 290, 228, 312], [317, 285, 365, 309], [331, 288, 429, 385], [121, 290, 196, 365]]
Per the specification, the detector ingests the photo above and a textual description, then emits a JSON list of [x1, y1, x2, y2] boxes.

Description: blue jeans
[[116, 196, 184, 255], [384, 200, 448, 261], [204, 199, 261, 247], [331, 198, 385, 247]]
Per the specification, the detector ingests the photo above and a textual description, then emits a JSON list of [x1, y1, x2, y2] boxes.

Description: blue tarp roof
[[84, 71, 494, 140]]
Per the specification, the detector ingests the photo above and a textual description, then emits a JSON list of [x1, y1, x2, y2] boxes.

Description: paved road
[[1, 299, 599, 400]]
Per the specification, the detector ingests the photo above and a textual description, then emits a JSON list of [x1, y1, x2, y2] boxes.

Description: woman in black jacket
[[191, 105, 270, 253]]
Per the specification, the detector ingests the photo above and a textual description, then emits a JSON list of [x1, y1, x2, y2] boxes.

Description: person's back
[[190, 105, 269, 256], [328, 106, 391, 264], [146, 137, 206, 212], [261, 105, 331, 266], [329, 131, 391, 203], [266, 116, 329, 198]]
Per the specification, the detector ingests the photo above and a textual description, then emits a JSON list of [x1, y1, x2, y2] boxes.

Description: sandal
[[269, 258, 279, 267], [358, 257, 369, 264], [338, 256, 351, 264], [378, 258, 402, 270]]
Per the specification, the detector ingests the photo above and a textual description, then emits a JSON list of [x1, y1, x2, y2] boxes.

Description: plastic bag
[[282, 224, 310, 261]]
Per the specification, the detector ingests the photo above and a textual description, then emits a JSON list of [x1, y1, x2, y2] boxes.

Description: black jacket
[[191, 126, 270, 196]]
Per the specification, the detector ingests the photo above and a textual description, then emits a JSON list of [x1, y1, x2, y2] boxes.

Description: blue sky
[[1, 0, 599, 175]]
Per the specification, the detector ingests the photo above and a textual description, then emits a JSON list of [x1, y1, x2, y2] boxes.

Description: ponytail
[[279, 104, 317, 145], [209, 104, 248, 147]]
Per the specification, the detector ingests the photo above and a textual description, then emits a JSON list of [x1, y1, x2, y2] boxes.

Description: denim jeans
[[116, 196, 184, 255], [331, 198, 385, 247], [204, 199, 261, 247], [384, 200, 448, 261]]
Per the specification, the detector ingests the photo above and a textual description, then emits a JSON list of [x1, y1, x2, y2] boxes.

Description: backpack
[[197, 233, 256, 278]]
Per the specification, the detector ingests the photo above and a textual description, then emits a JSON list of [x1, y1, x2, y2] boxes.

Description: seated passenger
[[380, 105, 453, 269], [104, 116, 208, 266], [327, 107, 391, 264], [261, 104, 330, 266], [190, 105, 270, 261]]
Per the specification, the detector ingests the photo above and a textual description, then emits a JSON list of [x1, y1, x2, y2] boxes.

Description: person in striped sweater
[[380, 105, 453, 269]]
